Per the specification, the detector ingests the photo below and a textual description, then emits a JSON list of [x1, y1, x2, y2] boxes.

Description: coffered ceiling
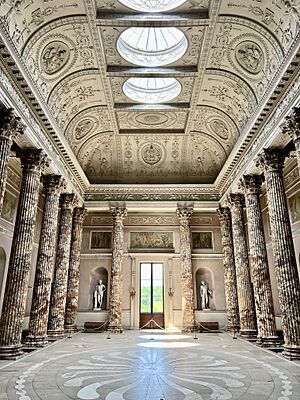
[[0, 0, 300, 196]]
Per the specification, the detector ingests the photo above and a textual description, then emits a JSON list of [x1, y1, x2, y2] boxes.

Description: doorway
[[140, 262, 164, 328]]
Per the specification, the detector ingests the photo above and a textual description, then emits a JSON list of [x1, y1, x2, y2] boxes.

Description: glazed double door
[[139, 262, 164, 328]]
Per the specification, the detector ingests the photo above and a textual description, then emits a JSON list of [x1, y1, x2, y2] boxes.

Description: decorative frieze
[[256, 149, 300, 359], [177, 207, 195, 330], [217, 207, 239, 331], [228, 193, 257, 338], [0, 149, 48, 359]]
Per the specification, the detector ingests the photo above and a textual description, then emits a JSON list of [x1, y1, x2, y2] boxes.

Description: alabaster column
[[257, 149, 300, 359], [176, 207, 195, 330], [228, 194, 257, 337], [240, 175, 278, 346], [48, 193, 76, 338], [107, 207, 127, 332], [64, 207, 87, 332], [0, 149, 48, 359], [217, 207, 240, 331], [26, 175, 65, 346], [283, 106, 300, 171], [0, 108, 24, 213]]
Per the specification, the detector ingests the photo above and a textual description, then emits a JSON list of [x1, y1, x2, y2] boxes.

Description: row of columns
[[218, 107, 300, 359], [0, 109, 87, 359]]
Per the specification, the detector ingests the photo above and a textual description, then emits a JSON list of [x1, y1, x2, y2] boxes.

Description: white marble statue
[[94, 279, 106, 309], [200, 281, 212, 310]]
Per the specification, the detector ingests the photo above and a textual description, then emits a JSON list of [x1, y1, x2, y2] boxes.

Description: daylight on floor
[[0, 1, 300, 399]]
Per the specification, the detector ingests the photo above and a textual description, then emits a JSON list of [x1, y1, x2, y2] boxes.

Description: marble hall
[[0, 1, 300, 399]]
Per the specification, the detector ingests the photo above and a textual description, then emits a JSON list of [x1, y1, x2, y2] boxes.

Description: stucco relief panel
[[22, 20, 98, 100], [208, 20, 282, 100], [198, 71, 257, 130], [100, 26, 204, 67], [116, 111, 187, 131], [220, 0, 300, 52], [47, 71, 107, 132], [0, 1, 85, 52]]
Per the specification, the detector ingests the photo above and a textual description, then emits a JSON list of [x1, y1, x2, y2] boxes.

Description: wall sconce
[[130, 287, 136, 298], [168, 288, 174, 297]]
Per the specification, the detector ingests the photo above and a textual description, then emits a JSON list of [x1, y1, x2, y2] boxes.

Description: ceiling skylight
[[118, 0, 186, 12], [117, 27, 188, 67], [123, 77, 181, 103]]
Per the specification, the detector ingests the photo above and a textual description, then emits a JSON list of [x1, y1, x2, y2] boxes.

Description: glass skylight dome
[[118, 0, 187, 13], [123, 77, 181, 103], [117, 27, 188, 67]]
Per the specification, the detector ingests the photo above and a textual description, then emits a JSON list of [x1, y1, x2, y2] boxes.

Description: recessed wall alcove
[[89, 267, 109, 310], [195, 267, 215, 310]]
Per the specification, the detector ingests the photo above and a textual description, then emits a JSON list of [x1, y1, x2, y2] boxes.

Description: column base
[[256, 336, 281, 347], [0, 344, 23, 360], [226, 324, 240, 332], [47, 330, 66, 340], [239, 329, 257, 339], [107, 325, 123, 333], [282, 344, 300, 360], [64, 325, 78, 333], [23, 335, 48, 347]]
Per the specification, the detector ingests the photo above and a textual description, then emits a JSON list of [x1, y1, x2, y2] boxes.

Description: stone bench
[[83, 321, 106, 331], [198, 321, 219, 332]]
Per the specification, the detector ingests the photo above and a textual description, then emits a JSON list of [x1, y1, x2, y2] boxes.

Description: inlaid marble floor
[[0, 330, 300, 400]]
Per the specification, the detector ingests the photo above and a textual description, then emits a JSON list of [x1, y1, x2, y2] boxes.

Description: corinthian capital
[[227, 193, 244, 208], [238, 175, 263, 195], [73, 207, 87, 225], [0, 108, 24, 140], [283, 107, 300, 141], [176, 207, 193, 223], [60, 193, 77, 210], [17, 148, 49, 173], [255, 148, 288, 173], [111, 207, 127, 221], [217, 206, 231, 222], [42, 175, 66, 195]]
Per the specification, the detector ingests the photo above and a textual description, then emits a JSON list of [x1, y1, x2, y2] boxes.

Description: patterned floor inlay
[[0, 331, 300, 399]]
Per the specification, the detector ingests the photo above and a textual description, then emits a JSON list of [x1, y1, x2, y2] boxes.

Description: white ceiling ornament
[[123, 78, 181, 103], [118, 0, 187, 12], [117, 27, 188, 66]]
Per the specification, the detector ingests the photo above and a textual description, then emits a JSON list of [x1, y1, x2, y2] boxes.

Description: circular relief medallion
[[235, 41, 264, 74], [75, 118, 95, 140], [141, 143, 163, 165], [210, 119, 229, 140], [135, 113, 169, 126], [41, 41, 70, 75]]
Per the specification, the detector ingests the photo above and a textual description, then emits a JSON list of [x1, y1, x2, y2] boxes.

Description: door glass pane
[[152, 263, 163, 313], [141, 263, 151, 313]]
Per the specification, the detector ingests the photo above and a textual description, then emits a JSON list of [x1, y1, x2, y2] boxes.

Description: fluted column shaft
[[240, 175, 278, 346], [257, 149, 300, 359], [228, 194, 257, 337], [217, 207, 240, 331], [26, 175, 65, 346], [108, 207, 127, 332], [0, 149, 48, 359], [177, 207, 195, 330], [65, 207, 87, 332], [48, 193, 76, 337], [0, 109, 23, 213]]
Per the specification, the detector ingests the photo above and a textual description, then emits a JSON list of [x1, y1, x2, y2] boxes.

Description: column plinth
[[47, 193, 77, 339], [177, 207, 195, 331], [228, 194, 257, 338], [64, 207, 87, 333], [240, 175, 279, 346], [0, 149, 48, 359], [0, 108, 24, 213], [25, 175, 65, 346], [256, 149, 300, 359], [107, 207, 127, 333], [217, 207, 240, 332]]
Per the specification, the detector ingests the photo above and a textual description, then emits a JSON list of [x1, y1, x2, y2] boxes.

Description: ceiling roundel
[[118, 0, 187, 13], [123, 77, 182, 103], [117, 27, 188, 67]]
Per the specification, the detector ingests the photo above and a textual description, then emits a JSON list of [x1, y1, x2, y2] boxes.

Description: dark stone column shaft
[[48, 193, 76, 338], [240, 175, 278, 346], [228, 193, 257, 337], [0, 149, 48, 359], [26, 175, 65, 346], [176, 207, 195, 330], [64, 207, 87, 332], [257, 149, 300, 359], [0, 109, 23, 213], [217, 207, 240, 331], [108, 207, 127, 332]]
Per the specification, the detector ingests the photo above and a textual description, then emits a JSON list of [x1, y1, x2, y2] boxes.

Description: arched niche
[[195, 267, 215, 310], [0, 247, 6, 293], [89, 267, 108, 310]]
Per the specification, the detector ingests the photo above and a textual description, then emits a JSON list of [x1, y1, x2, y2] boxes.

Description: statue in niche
[[93, 279, 106, 310], [200, 281, 212, 310]]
